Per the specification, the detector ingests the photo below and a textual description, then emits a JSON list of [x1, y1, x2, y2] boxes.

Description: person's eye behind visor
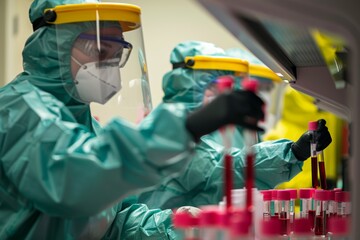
[[73, 33, 133, 67]]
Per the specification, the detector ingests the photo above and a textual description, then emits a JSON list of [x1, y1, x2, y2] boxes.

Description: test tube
[[290, 218, 312, 240], [277, 190, 290, 236], [318, 151, 327, 190], [173, 210, 200, 240], [216, 76, 235, 213], [270, 190, 279, 219], [308, 121, 319, 189], [241, 78, 260, 219], [261, 190, 272, 220], [229, 210, 252, 240], [198, 206, 226, 240], [329, 189, 341, 219], [299, 188, 316, 231], [288, 189, 297, 232], [314, 189, 330, 236], [335, 191, 351, 218]]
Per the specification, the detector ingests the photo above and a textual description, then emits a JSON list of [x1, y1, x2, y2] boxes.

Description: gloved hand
[[291, 119, 332, 161], [185, 90, 264, 142]]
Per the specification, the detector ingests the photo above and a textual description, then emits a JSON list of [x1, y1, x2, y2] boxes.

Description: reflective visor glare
[[73, 34, 132, 67]]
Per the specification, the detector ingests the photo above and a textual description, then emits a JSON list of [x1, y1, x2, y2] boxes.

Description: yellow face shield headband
[[250, 64, 282, 83], [32, 3, 141, 32], [181, 56, 249, 76]]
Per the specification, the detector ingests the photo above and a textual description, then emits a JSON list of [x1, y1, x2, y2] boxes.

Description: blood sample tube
[[314, 189, 330, 236], [261, 190, 272, 220], [173, 211, 200, 240], [329, 189, 342, 218], [216, 76, 235, 213], [198, 206, 225, 240], [229, 210, 252, 240], [288, 189, 297, 232], [318, 151, 327, 190], [308, 121, 319, 189], [270, 190, 278, 219], [335, 191, 351, 218], [277, 190, 290, 236]]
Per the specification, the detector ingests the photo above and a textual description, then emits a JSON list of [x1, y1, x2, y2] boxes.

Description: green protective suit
[[137, 41, 304, 210], [0, 0, 195, 239]]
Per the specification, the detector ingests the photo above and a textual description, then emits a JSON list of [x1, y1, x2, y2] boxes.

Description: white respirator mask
[[72, 57, 122, 104]]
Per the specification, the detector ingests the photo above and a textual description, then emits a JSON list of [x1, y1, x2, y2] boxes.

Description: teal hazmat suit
[[0, 0, 196, 239], [137, 41, 304, 209]]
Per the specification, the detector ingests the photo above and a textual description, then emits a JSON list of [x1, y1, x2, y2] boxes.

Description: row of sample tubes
[[260, 188, 351, 239], [172, 188, 351, 239]]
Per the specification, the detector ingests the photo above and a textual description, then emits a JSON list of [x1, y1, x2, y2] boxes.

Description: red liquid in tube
[[311, 157, 318, 189], [319, 161, 327, 190]]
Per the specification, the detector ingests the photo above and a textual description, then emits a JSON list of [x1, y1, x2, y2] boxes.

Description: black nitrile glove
[[291, 119, 332, 161], [185, 90, 264, 142]]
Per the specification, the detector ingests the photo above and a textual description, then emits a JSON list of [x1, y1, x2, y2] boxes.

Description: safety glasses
[[74, 33, 133, 67]]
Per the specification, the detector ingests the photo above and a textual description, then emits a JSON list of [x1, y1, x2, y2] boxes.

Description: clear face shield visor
[[187, 56, 282, 132], [248, 64, 283, 131], [50, 3, 152, 124], [183, 56, 249, 107]]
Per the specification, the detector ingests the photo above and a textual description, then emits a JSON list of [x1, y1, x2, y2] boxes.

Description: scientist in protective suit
[[0, 0, 266, 239], [137, 41, 333, 210]]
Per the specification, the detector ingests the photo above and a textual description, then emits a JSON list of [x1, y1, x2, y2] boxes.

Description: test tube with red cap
[[241, 78, 260, 216], [277, 190, 290, 236], [261, 190, 272, 220], [198, 206, 227, 240], [173, 210, 200, 240], [270, 190, 279, 219], [229, 209, 252, 240], [308, 121, 319, 189], [314, 189, 330, 236], [335, 191, 351, 218], [329, 189, 342, 218], [287, 189, 297, 232], [215, 76, 235, 214], [299, 188, 316, 230]]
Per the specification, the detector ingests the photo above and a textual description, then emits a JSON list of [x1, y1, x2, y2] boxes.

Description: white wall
[[2, 0, 33, 85], [1, 0, 245, 108]]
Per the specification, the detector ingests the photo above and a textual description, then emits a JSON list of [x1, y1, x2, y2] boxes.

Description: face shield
[[248, 64, 283, 131], [181, 56, 249, 107], [46, 3, 152, 124]]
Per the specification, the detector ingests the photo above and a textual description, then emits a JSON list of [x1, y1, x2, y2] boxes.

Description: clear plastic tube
[[270, 190, 278, 219], [173, 211, 200, 240], [277, 190, 290, 236], [318, 151, 327, 190], [288, 189, 297, 233], [314, 190, 330, 236], [335, 191, 351, 217], [261, 190, 272, 220], [198, 206, 226, 240], [308, 121, 319, 189], [215, 76, 235, 213]]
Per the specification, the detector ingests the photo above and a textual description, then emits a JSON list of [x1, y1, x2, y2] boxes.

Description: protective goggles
[[73, 33, 132, 67]]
